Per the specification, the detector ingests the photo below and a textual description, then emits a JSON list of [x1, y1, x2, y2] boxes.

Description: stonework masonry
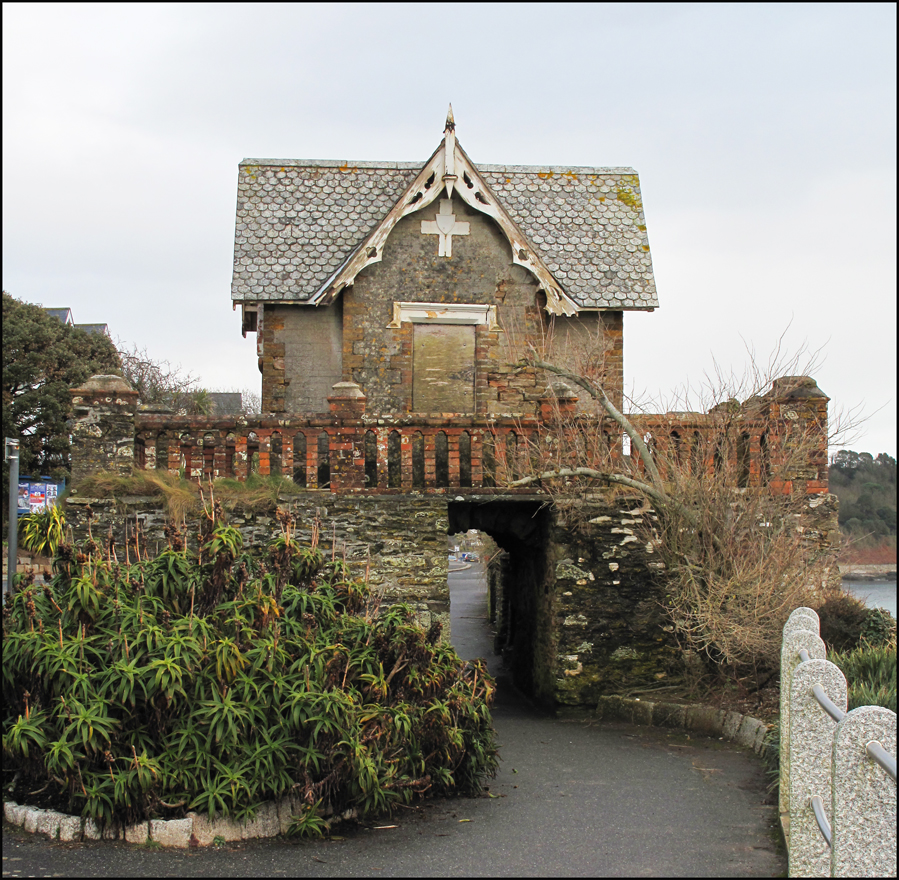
[[65, 492, 452, 640], [262, 301, 343, 413], [258, 198, 624, 416], [69, 376, 140, 484], [64, 488, 678, 706]]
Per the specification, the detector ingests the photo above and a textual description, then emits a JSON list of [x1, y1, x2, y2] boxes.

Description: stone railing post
[[788, 658, 848, 877], [780, 608, 826, 821], [69, 375, 140, 483], [831, 706, 897, 877], [327, 382, 366, 491]]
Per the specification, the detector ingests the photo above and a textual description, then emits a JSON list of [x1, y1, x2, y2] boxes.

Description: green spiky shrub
[[2, 504, 497, 835], [830, 640, 897, 713], [18, 504, 66, 558]]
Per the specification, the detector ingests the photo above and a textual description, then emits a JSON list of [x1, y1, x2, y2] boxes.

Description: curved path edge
[[3, 697, 774, 849], [593, 694, 774, 756]]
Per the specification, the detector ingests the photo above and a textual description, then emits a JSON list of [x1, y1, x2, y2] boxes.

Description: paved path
[[2, 561, 784, 877]]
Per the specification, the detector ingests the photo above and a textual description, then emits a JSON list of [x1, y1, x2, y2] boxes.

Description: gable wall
[[546, 311, 624, 412], [339, 198, 622, 415], [260, 302, 343, 414]]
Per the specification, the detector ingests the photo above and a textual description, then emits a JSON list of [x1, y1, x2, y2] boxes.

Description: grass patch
[[69, 470, 310, 521], [214, 474, 307, 512]]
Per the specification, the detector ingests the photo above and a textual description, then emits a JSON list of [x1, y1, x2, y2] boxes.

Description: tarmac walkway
[[2, 561, 784, 877]]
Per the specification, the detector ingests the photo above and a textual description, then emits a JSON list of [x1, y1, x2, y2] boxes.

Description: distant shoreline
[[839, 563, 897, 582]]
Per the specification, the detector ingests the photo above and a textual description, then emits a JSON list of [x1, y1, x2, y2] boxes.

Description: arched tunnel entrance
[[447, 499, 554, 704]]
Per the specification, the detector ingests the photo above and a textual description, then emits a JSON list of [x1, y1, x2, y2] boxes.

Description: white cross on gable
[[420, 199, 470, 257]]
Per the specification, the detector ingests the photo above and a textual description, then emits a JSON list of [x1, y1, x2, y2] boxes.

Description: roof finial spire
[[442, 104, 457, 199]]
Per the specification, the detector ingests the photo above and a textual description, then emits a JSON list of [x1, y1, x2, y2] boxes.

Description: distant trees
[[830, 451, 897, 549], [115, 339, 210, 415], [2, 291, 121, 520], [2, 292, 261, 531]]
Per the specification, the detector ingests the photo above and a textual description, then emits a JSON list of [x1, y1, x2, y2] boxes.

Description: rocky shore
[[838, 563, 897, 581]]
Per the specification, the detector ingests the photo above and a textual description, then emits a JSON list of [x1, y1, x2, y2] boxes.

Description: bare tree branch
[[523, 357, 665, 490]]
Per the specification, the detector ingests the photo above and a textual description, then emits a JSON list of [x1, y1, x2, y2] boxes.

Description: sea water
[[842, 578, 897, 618]]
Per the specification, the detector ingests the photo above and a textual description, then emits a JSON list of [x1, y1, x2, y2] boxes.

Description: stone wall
[[64, 486, 677, 708], [482, 495, 679, 707], [258, 199, 625, 416], [65, 492, 451, 638]]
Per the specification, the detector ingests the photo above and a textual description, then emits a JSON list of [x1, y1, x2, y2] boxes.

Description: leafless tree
[[115, 340, 261, 417], [501, 322, 859, 689]]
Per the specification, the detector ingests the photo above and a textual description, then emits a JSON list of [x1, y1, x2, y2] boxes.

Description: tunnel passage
[[448, 499, 554, 704]]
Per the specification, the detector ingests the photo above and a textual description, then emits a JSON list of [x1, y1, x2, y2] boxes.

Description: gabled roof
[[231, 112, 658, 313], [44, 307, 74, 325]]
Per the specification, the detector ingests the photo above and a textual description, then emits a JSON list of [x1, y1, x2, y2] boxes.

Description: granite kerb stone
[[595, 695, 772, 755], [2, 798, 310, 847]]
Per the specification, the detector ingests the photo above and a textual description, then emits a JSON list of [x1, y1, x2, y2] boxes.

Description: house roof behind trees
[[74, 323, 110, 336], [43, 308, 108, 336], [44, 307, 74, 325]]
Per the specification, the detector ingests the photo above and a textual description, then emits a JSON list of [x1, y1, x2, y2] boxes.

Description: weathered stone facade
[[472, 497, 678, 706], [64, 481, 680, 705], [66, 491, 452, 637], [56, 113, 842, 710], [236, 112, 646, 417]]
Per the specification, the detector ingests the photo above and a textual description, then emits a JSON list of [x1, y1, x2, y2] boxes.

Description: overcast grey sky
[[3, 3, 896, 455]]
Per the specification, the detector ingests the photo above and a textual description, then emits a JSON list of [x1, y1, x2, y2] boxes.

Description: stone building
[[231, 107, 658, 416], [64, 110, 836, 709]]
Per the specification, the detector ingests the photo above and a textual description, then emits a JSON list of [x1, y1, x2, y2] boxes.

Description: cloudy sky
[[3, 3, 896, 455]]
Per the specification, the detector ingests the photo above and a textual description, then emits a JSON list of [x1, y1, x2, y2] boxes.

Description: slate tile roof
[[231, 157, 658, 311]]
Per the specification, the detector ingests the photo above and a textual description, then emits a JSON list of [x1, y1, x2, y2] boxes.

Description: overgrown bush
[[2, 503, 497, 834], [860, 607, 898, 647], [816, 593, 872, 652]]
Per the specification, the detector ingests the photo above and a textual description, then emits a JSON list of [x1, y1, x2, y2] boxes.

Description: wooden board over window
[[413, 324, 475, 413]]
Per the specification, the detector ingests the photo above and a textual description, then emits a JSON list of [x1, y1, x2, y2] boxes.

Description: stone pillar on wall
[[69, 375, 140, 483], [539, 380, 579, 423], [327, 381, 366, 491], [767, 376, 830, 495]]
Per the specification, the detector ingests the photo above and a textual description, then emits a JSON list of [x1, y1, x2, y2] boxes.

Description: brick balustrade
[[73, 377, 830, 495]]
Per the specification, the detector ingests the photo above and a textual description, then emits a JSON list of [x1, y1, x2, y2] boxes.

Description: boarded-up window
[[412, 324, 474, 413]]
